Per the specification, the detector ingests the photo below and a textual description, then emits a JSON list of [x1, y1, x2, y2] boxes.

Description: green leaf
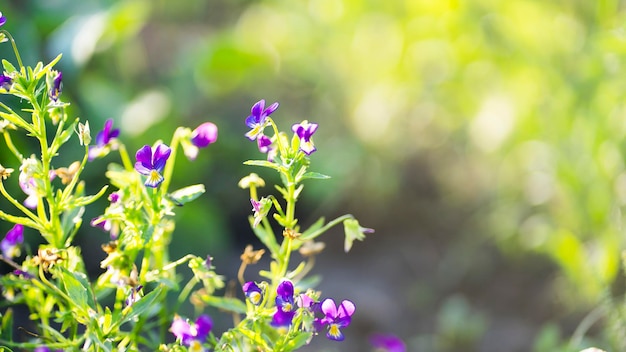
[[168, 184, 205, 206], [282, 332, 313, 350], [244, 159, 284, 173], [250, 217, 280, 256], [0, 111, 34, 133], [300, 217, 326, 240], [0, 210, 43, 232], [117, 286, 163, 327], [301, 172, 331, 180], [2, 59, 16, 74], [57, 267, 97, 318], [201, 295, 247, 314], [65, 185, 109, 208], [34, 54, 62, 80], [0, 308, 13, 341]]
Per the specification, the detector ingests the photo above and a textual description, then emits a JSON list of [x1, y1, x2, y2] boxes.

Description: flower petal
[[321, 298, 338, 317], [152, 144, 171, 172], [135, 145, 153, 168]]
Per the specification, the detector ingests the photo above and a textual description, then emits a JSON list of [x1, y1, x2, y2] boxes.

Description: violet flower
[[369, 333, 406, 352], [0, 73, 12, 91], [88, 119, 120, 161], [0, 12, 6, 27], [134, 144, 171, 188], [243, 281, 263, 306], [12, 269, 34, 279], [183, 122, 218, 160], [250, 198, 271, 228], [191, 122, 218, 148], [257, 134, 277, 161], [272, 280, 296, 327], [90, 216, 112, 233], [292, 120, 318, 155], [19, 177, 39, 209], [319, 298, 355, 341], [33, 347, 63, 352], [49, 71, 62, 102], [1, 224, 23, 259], [245, 99, 279, 141], [170, 314, 213, 347], [125, 285, 143, 307]]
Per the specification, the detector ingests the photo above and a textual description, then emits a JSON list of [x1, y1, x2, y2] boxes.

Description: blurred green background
[[3, 0, 626, 351]]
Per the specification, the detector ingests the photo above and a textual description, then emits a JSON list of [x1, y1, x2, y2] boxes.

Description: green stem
[[285, 182, 296, 228], [1, 30, 24, 69], [3, 131, 23, 161], [160, 127, 182, 195], [300, 214, 354, 241], [176, 276, 199, 306], [118, 143, 134, 171], [277, 237, 293, 279], [268, 118, 287, 156], [0, 181, 42, 226]]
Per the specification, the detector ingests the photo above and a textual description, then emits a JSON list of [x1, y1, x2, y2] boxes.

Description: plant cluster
[[0, 12, 381, 351]]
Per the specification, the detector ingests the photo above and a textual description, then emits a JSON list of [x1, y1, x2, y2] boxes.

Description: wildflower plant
[[0, 12, 372, 352]]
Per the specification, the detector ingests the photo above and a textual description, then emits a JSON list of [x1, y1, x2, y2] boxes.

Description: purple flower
[[272, 280, 296, 327], [369, 333, 406, 352], [257, 134, 277, 161], [49, 71, 62, 102], [1, 224, 23, 258], [319, 298, 355, 341], [88, 119, 120, 161], [12, 269, 34, 279], [19, 177, 38, 209], [91, 216, 112, 232], [250, 198, 271, 228], [33, 347, 62, 352], [191, 122, 218, 148], [0, 12, 6, 27], [109, 191, 120, 203], [170, 314, 213, 347], [125, 285, 143, 307], [183, 122, 218, 160], [0, 74, 12, 91], [243, 281, 263, 305], [134, 144, 171, 188], [245, 99, 279, 141], [292, 120, 318, 155]]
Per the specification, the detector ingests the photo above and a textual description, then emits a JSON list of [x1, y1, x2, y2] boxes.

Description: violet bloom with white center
[[170, 314, 213, 347], [1, 224, 23, 259], [88, 119, 120, 161], [369, 333, 406, 352], [90, 216, 112, 233], [272, 280, 296, 327], [243, 281, 263, 306], [245, 99, 279, 141], [319, 298, 355, 341], [256, 134, 277, 161], [292, 120, 318, 155], [0, 12, 6, 27], [0, 73, 12, 91], [49, 71, 62, 102], [19, 177, 38, 209], [134, 144, 171, 188]]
